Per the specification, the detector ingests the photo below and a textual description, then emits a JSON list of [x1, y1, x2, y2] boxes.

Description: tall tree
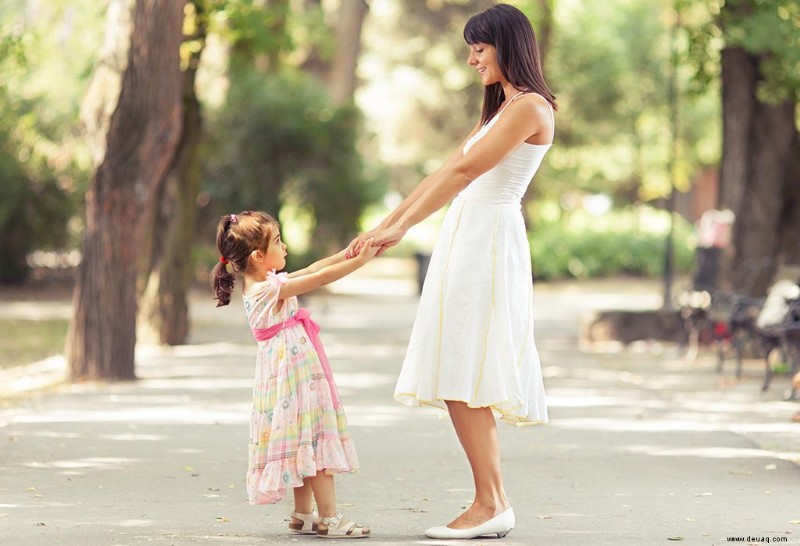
[[715, 0, 800, 295], [67, 0, 185, 380], [138, 0, 207, 345], [327, 0, 369, 105]]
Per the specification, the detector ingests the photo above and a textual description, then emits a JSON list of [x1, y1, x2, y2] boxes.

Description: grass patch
[[0, 319, 68, 370]]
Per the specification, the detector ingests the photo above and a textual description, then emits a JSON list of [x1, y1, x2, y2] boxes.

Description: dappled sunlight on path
[[1, 263, 799, 545]]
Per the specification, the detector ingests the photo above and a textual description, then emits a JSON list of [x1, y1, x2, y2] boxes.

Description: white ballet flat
[[424, 507, 515, 539]]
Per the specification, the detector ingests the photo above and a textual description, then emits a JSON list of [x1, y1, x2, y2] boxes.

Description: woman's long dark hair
[[464, 3, 557, 125]]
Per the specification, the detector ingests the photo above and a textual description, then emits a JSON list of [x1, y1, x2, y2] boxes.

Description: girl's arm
[[288, 250, 348, 279], [278, 240, 379, 300], [373, 96, 551, 249]]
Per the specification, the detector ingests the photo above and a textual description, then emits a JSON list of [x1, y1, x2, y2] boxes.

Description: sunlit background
[[0, 0, 798, 370]]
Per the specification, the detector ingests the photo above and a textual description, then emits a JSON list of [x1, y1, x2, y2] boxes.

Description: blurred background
[[0, 0, 797, 381]]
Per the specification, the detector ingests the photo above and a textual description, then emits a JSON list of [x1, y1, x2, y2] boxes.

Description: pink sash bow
[[252, 308, 341, 409]]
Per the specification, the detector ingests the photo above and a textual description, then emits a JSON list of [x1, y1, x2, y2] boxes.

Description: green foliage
[[203, 70, 384, 260], [723, 0, 800, 102], [210, 0, 293, 60], [542, 0, 720, 204], [530, 208, 695, 281], [685, 0, 800, 103], [0, 29, 77, 284], [207, 0, 331, 70]]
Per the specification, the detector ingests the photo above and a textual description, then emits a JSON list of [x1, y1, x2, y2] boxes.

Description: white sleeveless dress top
[[394, 92, 552, 425]]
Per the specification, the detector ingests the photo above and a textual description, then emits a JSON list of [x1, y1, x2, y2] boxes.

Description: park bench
[[755, 283, 800, 398], [678, 281, 800, 400], [677, 288, 761, 373]]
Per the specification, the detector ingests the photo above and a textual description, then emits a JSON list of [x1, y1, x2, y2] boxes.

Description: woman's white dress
[[394, 94, 551, 425]]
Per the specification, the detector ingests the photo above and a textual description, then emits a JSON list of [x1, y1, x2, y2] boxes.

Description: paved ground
[[1, 259, 799, 545]]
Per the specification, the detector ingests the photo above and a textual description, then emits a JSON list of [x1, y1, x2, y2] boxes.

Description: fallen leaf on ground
[[216, 516, 231, 523]]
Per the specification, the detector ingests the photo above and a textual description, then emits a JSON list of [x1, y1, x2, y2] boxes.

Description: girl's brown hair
[[211, 211, 279, 307]]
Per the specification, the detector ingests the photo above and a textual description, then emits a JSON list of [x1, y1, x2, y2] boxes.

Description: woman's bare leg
[[444, 400, 510, 529]]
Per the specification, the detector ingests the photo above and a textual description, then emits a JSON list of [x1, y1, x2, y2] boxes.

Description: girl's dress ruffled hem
[[246, 437, 359, 505]]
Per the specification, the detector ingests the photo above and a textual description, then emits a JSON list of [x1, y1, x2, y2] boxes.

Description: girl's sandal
[[317, 512, 370, 539], [289, 510, 319, 534]]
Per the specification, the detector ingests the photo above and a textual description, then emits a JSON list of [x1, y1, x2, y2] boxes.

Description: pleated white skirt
[[394, 198, 548, 426]]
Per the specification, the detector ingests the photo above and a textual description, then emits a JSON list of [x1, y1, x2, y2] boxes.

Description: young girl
[[212, 211, 375, 538]]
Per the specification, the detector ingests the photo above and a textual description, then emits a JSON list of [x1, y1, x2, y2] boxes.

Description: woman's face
[[467, 42, 502, 86]]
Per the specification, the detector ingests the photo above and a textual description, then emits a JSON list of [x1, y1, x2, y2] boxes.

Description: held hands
[[348, 238, 380, 263], [346, 224, 407, 259], [345, 227, 379, 259]]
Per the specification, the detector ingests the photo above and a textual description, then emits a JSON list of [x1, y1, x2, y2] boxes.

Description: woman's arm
[[279, 241, 379, 299], [377, 126, 479, 227], [373, 96, 550, 248], [346, 122, 481, 256]]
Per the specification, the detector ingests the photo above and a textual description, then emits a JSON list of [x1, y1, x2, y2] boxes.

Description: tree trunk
[[717, 47, 757, 217], [67, 0, 184, 381], [138, 1, 206, 345], [730, 99, 797, 294], [300, 0, 329, 80], [780, 148, 800, 265], [327, 0, 369, 105], [717, 43, 798, 296]]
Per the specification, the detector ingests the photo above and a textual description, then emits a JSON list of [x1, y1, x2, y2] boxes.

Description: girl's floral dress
[[244, 270, 358, 504]]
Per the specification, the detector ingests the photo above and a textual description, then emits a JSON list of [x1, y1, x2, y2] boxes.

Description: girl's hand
[[354, 238, 380, 262], [346, 227, 379, 259]]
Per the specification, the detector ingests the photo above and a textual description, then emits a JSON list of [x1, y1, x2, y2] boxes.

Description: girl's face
[[468, 42, 502, 86], [261, 225, 287, 271]]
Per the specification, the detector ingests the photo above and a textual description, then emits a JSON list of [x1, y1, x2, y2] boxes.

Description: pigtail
[[212, 214, 238, 307], [212, 260, 235, 307]]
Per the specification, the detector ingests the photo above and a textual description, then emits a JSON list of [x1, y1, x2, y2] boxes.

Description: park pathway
[[1, 258, 799, 545]]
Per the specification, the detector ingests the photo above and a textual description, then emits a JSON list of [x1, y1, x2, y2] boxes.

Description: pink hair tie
[[230, 214, 238, 224]]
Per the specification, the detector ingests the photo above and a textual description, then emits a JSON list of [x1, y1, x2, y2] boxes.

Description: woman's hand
[[372, 224, 407, 253]]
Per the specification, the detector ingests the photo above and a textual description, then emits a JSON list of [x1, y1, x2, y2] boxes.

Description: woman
[[348, 3, 555, 539]]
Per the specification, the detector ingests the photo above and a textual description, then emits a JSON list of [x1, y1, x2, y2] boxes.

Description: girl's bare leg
[[291, 479, 315, 526], [444, 400, 510, 529], [308, 470, 337, 517]]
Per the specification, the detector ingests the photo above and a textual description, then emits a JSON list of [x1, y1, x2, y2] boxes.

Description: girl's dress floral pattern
[[243, 270, 358, 504]]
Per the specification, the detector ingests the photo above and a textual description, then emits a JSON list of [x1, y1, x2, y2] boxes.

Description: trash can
[[413, 252, 431, 295], [693, 209, 734, 290]]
